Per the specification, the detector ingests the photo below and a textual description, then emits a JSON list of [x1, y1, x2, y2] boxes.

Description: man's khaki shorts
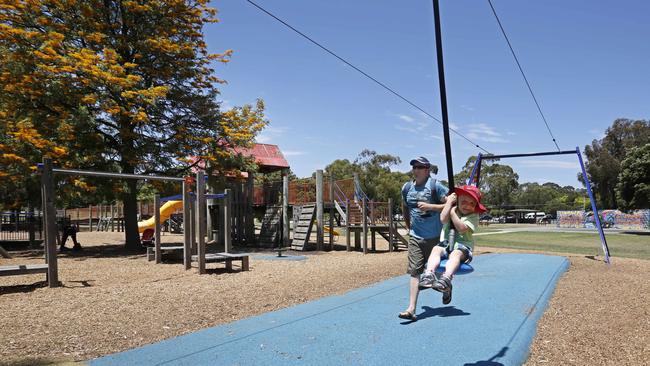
[[407, 236, 439, 276]]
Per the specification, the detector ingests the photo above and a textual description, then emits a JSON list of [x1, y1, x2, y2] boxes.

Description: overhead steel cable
[[487, 0, 561, 152], [244, 0, 491, 154]]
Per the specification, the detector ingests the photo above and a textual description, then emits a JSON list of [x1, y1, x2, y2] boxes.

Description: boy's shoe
[[72, 244, 82, 251], [442, 284, 453, 305], [432, 275, 452, 292], [418, 271, 437, 289]]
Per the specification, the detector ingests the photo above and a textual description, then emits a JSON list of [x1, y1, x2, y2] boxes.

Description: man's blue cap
[[409, 156, 431, 167]]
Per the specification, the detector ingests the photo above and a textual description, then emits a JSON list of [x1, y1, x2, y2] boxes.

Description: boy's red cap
[[455, 185, 487, 213]]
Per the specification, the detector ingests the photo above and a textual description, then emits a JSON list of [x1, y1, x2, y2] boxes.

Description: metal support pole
[[224, 189, 232, 253], [316, 169, 324, 251], [182, 180, 192, 270], [282, 172, 290, 247], [196, 171, 206, 274], [154, 194, 161, 264], [388, 198, 394, 252], [362, 197, 368, 254], [576, 147, 611, 263]]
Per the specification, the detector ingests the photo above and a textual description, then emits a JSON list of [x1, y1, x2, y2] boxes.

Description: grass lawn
[[475, 231, 650, 260]]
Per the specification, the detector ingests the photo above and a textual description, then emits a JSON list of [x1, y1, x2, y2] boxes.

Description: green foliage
[[582, 119, 650, 208], [616, 143, 650, 210]]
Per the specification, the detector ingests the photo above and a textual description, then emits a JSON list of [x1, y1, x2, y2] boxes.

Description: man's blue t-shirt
[[402, 177, 448, 240]]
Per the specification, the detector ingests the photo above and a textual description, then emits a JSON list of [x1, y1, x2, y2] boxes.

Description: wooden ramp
[[291, 204, 315, 251], [258, 205, 281, 247]]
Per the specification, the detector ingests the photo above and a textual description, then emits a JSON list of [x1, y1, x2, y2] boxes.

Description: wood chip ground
[[0, 232, 648, 365]]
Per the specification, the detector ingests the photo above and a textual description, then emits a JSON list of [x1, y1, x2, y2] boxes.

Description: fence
[[253, 178, 356, 206], [0, 211, 43, 242], [557, 209, 650, 230]]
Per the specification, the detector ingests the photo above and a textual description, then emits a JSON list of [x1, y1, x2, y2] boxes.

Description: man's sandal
[[398, 311, 417, 321]]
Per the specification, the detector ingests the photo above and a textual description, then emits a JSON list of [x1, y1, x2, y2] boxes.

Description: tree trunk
[[122, 179, 141, 251]]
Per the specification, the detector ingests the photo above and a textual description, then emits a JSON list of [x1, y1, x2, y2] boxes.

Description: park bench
[[0, 264, 49, 276], [146, 245, 184, 261], [191, 252, 249, 272]]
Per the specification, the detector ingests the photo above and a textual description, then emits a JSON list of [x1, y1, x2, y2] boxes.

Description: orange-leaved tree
[[0, 0, 267, 249]]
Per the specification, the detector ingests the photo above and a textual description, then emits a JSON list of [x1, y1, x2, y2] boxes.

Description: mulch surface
[[1, 232, 648, 365]]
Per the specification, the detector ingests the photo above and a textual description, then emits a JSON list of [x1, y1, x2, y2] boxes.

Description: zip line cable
[[487, 0, 561, 152], [244, 0, 491, 154]]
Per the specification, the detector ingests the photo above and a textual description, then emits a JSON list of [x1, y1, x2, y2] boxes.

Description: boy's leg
[[419, 246, 445, 288], [442, 249, 465, 279], [434, 249, 466, 304]]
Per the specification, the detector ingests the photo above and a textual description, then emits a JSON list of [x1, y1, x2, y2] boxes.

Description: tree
[[616, 143, 650, 210], [581, 119, 650, 208], [0, 1, 267, 249], [454, 156, 519, 209]]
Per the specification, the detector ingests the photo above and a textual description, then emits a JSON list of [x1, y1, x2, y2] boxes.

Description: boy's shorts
[[407, 236, 439, 276], [437, 240, 473, 264]]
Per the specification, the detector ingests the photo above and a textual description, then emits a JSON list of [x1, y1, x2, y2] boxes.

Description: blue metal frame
[[470, 147, 611, 263]]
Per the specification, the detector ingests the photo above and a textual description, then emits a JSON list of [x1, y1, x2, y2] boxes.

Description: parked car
[[538, 214, 556, 224], [524, 212, 546, 220]]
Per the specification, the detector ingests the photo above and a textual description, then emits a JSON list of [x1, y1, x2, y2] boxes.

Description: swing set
[[429, 0, 611, 272], [466, 148, 611, 264]]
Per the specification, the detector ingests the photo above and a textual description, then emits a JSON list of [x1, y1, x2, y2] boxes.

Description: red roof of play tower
[[234, 143, 290, 172]]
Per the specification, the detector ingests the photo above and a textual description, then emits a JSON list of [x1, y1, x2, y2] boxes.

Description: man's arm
[[402, 202, 411, 230]]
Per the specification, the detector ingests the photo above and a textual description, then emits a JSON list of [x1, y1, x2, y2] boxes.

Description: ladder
[[291, 204, 316, 251], [258, 205, 282, 247]]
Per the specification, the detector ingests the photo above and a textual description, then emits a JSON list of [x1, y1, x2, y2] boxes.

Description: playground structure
[[0, 158, 251, 287], [253, 171, 408, 254]]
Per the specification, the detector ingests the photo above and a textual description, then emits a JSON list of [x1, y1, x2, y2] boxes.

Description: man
[[398, 156, 448, 321]]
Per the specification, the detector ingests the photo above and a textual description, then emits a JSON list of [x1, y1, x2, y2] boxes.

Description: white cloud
[[519, 159, 578, 169], [465, 123, 509, 143], [397, 114, 414, 123], [460, 105, 475, 112]]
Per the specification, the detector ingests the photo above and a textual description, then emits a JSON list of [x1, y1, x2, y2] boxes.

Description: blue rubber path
[[90, 253, 568, 366]]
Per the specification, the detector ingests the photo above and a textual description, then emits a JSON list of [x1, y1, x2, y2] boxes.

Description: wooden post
[[154, 194, 161, 264], [329, 175, 334, 250], [110, 204, 115, 232], [282, 172, 289, 247], [196, 171, 206, 274], [189, 198, 196, 255], [182, 180, 192, 270], [41, 157, 59, 287], [362, 197, 368, 254], [345, 199, 351, 252], [316, 170, 324, 251], [28, 205, 36, 248], [246, 173, 255, 245], [224, 188, 232, 253], [89, 205, 93, 232], [388, 198, 394, 252]]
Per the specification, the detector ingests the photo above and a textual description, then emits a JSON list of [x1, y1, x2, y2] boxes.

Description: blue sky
[[205, 0, 649, 187]]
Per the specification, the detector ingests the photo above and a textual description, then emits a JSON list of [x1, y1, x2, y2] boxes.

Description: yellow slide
[[137, 200, 183, 233], [324, 225, 340, 236]]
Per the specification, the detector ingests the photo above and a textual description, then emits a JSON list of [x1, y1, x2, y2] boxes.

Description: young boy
[[418, 185, 486, 304]]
